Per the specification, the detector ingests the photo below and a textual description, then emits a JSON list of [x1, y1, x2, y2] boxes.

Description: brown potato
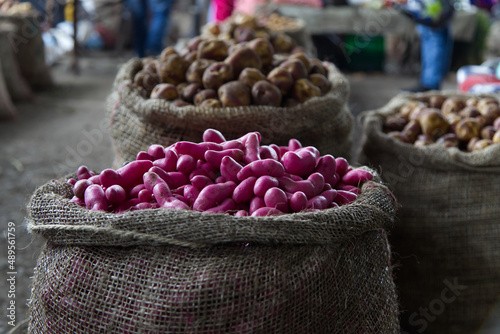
[[455, 118, 481, 142], [417, 109, 449, 138], [472, 139, 493, 151], [441, 97, 466, 116], [402, 120, 422, 143], [414, 134, 434, 147], [436, 133, 460, 148]]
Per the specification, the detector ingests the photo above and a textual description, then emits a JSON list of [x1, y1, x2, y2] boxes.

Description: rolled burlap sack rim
[[26, 171, 396, 249], [360, 90, 500, 172]]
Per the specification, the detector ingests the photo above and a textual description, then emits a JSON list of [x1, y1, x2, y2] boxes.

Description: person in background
[[127, 0, 175, 57], [388, 0, 455, 92]]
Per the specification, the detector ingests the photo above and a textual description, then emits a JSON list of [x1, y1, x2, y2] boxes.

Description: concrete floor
[[0, 50, 468, 333]]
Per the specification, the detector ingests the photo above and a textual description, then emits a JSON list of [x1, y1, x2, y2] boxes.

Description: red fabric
[[460, 74, 500, 92], [215, 0, 235, 21]]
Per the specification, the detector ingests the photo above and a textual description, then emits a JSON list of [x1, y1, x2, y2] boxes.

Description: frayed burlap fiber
[[360, 90, 500, 333], [26, 174, 399, 333], [107, 58, 353, 168]]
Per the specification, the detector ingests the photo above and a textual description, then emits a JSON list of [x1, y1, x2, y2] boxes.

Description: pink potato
[[174, 141, 223, 160], [138, 189, 153, 202], [143, 171, 168, 192], [232, 176, 257, 203], [176, 155, 197, 175], [88, 175, 101, 185], [314, 154, 337, 185], [115, 198, 141, 213], [67, 178, 77, 186], [242, 132, 261, 164], [288, 138, 302, 151], [249, 196, 266, 215], [289, 191, 307, 212], [335, 157, 350, 177], [253, 175, 279, 197], [189, 161, 218, 180], [84, 184, 109, 211], [202, 128, 226, 144], [301, 146, 320, 160], [73, 179, 93, 199], [341, 169, 373, 186], [269, 144, 282, 160], [105, 185, 127, 204], [215, 175, 227, 183], [237, 131, 262, 145], [147, 144, 166, 160], [306, 195, 328, 210], [129, 184, 146, 198], [136, 151, 154, 161], [251, 207, 283, 217], [70, 196, 85, 206], [263, 187, 288, 212], [205, 149, 244, 168], [160, 197, 191, 210], [237, 159, 285, 180], [183, 185, 200, 206], [278, 172, 324, 199], [149, 167, 189, 189], [132, 202, 160, 210], [281, 148, 317, 177], [222, 139, 244, 150], [259, 145, 279, 160], [112, 160, 154, 189], [235, 210, 249, 217], [336, 182, 360, 194], [193, 181, 237, 211], [77, 165, 94, 180], [204, 198, 236, 214], [153, 149, 178, 172], [320, 188, 337, 204], [220, 156, 243, 183], [335, 190, 358, 205], [153, 183, 175, 206], [190, 175, 213, 190]]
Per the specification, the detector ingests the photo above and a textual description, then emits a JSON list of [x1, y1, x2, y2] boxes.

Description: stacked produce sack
[[107, 13, 353, 168], [0, 2, 53, 90], [26, 130, 400, 333], [360, 91, 500, 333]]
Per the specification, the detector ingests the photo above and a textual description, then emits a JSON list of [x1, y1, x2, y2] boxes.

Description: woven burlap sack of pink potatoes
[[359, 90, 500, 334], [25, 131, 399, 334], [106, 35, 353, 169]]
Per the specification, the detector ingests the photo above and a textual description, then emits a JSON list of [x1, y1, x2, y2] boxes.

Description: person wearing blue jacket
[[127, 0, 175, 57], [392, 0, 455, 92]]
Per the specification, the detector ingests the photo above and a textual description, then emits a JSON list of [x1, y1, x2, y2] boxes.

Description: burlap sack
[[0, 22, 33, 101], [26, 174, 399, 333], [0, 60, 17, 119], [107, 58, 353, 168], [0, 14, 53, 89], [359, 91, 500, 334]]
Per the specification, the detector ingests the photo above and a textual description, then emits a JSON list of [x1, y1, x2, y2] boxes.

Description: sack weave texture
[[360, 90, 500, 333], [26, 174, 399, 333]]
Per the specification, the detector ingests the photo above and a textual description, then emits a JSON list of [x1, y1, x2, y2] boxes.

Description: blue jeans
[[127, 0, 174, 57], [417, 23, 453, 89]]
